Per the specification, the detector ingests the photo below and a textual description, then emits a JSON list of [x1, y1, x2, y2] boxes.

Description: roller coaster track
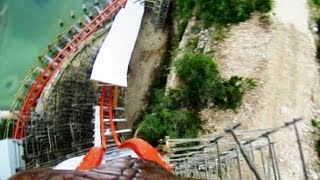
[[11, 0, 172, 172], [99, 85, 122, 149], [76, 84, 171, 172], [13, 0, 128, 139]]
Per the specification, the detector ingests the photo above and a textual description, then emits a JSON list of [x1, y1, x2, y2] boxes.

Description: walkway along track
[[13, 0, 128, 139]]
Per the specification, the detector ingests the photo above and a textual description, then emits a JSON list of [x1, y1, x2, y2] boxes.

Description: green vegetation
[[312, 118, 320, 159], [139, 53, 256, 146], [255, 0, 273, 13], [174, 0, 196, 44], [317, 44, 320, 61], [214, 76, 256, 111], [175, 0, 273, 26], [138, 89, 202, 146], [313, 0, 320, 6], [174, 0, 195, 21], [312, 118, 320, 172], [0, 120, 5, 140], [310, 0, 320, 62], [175, 53, 256, 111], [173, 0, 273, 47], [211, 26, 230, 42], [187, 36, 199, 50], [137, 0, 266, 147], [0, 119, 13, 140], [175, 53, 220, 111], [198, 0, 272, 26]]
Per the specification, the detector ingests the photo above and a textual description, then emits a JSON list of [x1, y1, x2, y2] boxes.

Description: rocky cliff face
[[124, 11, 170, 128]]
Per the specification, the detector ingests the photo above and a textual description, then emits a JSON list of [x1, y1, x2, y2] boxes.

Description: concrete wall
[[0, 139, 24, 180]]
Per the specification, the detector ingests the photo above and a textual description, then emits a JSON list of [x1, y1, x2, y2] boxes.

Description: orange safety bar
[[77, 139, 172, 172], [76, 146, 106, 170], [120, 138, 173, 172], [14, 0, 128, 139]]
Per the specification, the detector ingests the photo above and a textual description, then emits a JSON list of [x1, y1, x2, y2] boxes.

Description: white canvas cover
[[90, 0, 145, 87]]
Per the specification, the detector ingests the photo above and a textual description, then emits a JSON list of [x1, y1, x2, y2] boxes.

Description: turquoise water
[[0, 0, 93, 109]]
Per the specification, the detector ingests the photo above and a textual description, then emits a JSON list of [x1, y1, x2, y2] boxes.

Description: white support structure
[[93, 106, 131, 145], [0, 111, 11, 119], [105, 129, 132, 136], [0, 139, 25, 179], [93, 106, 102, 147], [104, 118, 127, 123]]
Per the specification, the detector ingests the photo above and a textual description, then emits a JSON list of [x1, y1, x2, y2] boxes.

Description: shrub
[[214, 76, 256, 111], [255, 0, 273, 13], [0, 119, 13, 140], [0, 120, 4, 139], [175, 53, 221, 110], [139, 89, 203, 146], [173, 0, 273, 26], [312, 118, 320, 158], [175, 53, 256, 111], [174, 0, 196, 43], [316, 43, 320, 61], [177, 20, 189, 43], [187, 36, 199, 50], [174, 0, 196, 21], [212, 26, 230, 42], [139, 114, 166, 146], [196, 0, 256, 26], [313, 0, 320, 6]]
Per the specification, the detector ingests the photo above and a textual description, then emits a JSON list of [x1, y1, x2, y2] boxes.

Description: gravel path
[[202, 0, 320, 179]]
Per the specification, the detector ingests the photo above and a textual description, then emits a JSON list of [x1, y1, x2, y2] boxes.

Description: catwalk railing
[[163, 119, 309, 180]]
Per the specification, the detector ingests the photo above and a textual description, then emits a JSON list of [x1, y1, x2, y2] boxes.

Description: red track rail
[[108, 86, 121, 146], [100, 85, 108, 148], [14, 0, 128, 139], [77, 85, 172, 171]]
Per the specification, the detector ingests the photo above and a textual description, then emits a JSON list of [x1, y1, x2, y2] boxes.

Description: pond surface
[[0, 0, 95, 109]]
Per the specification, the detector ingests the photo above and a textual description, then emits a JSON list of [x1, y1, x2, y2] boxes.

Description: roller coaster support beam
[[226, 124, 262, 180], [285, 118, 308, 180]]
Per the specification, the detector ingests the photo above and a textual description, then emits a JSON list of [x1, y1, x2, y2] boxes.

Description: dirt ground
[[124, 12, 169, 128], [201, 0, 320, 179]]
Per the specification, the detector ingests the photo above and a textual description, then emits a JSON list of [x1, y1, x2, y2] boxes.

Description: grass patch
[[212, 26, 230, 42], [187, 36, 199, 50]]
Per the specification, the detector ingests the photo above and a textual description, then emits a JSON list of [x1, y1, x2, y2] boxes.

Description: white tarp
[[90, 0, 145, 87]]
